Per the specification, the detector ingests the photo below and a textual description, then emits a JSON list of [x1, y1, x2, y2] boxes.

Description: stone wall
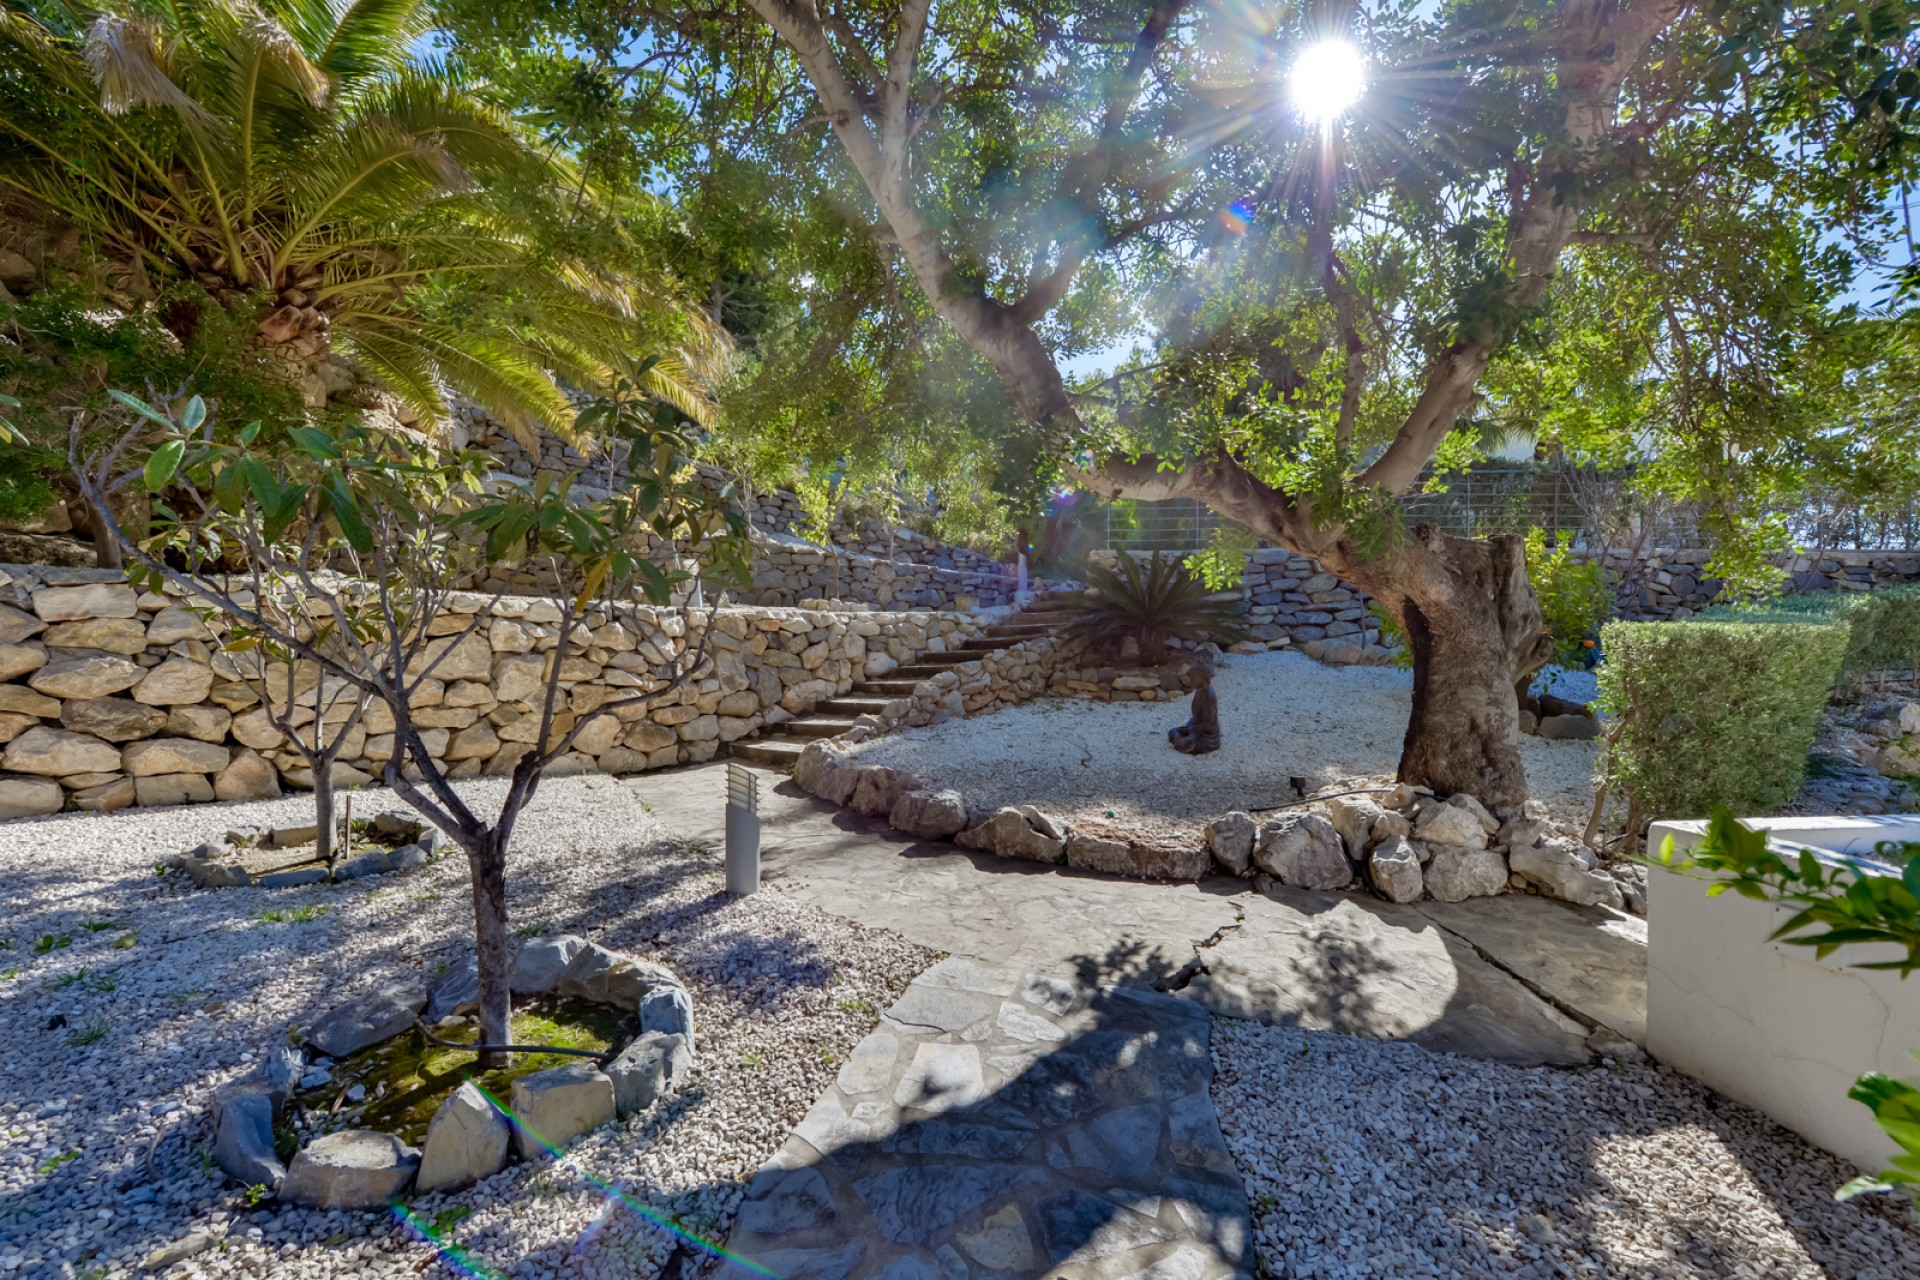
[[1599, 547, 1920, 619], [0, 564, 984, 818], [453, 404, 1028, 611]]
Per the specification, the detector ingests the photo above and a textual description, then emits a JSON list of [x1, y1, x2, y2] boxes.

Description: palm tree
[[0, 0, 722, 445]]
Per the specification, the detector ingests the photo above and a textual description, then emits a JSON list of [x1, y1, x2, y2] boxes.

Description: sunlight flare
[[1289, 39, 1367, 123]]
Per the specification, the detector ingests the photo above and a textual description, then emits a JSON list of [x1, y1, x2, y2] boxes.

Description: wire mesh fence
[[1099, 466, 1920, 553]]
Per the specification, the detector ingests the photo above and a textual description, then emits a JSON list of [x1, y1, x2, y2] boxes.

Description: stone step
[[854, 679, 922, 696], [893, 664, 965, 679], [728, 738, 805, 767], [779, 717, 857, 738], [900, 651, 974, 667], [958, 637, 1025, 651], [819, 697, 891, 715]]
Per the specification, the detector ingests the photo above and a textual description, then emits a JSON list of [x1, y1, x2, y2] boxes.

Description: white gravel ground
[[852, 650, 1602, 834], [1213, 1018, 1920, 1280], [0, 775, 932, 1279]]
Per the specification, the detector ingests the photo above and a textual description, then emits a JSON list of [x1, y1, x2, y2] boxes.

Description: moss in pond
[[301, 998, 630, 1145]]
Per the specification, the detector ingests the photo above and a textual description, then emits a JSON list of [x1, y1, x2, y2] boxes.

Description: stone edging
[[211, 934, 696, 1207]]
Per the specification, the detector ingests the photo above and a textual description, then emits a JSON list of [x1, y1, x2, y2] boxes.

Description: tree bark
[[82, 493, 122, 570], [469, 829, 513, 1069], [313, 763, 336, 870], [1331, 529, 1551, 815]]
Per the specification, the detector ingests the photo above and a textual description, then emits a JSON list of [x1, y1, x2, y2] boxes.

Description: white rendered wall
[[1647, 817, 1920, 1174]]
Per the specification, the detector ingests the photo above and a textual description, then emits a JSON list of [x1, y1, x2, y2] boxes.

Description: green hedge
[[1696, 585, 1920, 686], [1597, 618, 1849, 822]]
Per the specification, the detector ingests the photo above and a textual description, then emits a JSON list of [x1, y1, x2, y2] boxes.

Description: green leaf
[[142, 440, 185, 493], [237, 421, 262, 445], [288, 427, 342, 461], [321, 473, 371, 552], [179, 396, 206, 434], [107, 390, 174, 427]]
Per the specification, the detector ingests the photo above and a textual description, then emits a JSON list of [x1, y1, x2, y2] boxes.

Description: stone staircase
[[729, 593, 1077, 768]]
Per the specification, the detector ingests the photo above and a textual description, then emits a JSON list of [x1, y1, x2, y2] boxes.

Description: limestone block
[[3, 726, 121, 775], [212, 1091, 285, 1193], [165, 703, 232, 742], [1368, 836, 1425, 903], [889, 789, 969, 840], [607, 1031, 693, 1117], [60, 696, 166, 743], [30, 649, 143, 699], [1205, 811, 1258, 876], [1254, 812, 1351, 889], [280, 1131, 419, 1208], [1425, 844, 1509, 903], [0, 775, 63, 818], [0, 603, 46, 643], [1413, 802, 1489, 850], [955, 807, 1063, 863], [408, 632, 492, 682], [30, 583, 136, 622], [307, 982, 428, 1058], [214, 750, 282, 802], [446, 722, 502, 761], [1509, 839, 1624, 910], [145, 606, 211, 644], [492, 653, 548, 704], [0, 642, 47, 682], [42, 618, 145, 655], [123, 736, 231, 776], [510, 1064, 616, 1158], [416, 1082, 511, 1193]]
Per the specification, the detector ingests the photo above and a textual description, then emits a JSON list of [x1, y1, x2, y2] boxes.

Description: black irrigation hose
[[1247, 785, 1404, 815], [414, 1019, 621, 1067]]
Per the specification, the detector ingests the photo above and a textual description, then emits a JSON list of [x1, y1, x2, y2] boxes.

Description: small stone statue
[[1169, 672, 1221, 755]]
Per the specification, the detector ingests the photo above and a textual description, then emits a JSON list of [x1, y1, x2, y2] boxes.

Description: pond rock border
[[209, 933, 696, 1207], [794, 740, 1646, 914], [169, 810, 446, 889]]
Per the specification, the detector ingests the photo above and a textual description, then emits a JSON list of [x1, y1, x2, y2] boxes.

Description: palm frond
[[1060, 552, 1248, 662]]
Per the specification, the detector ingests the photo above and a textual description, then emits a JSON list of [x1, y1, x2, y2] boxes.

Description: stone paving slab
[[716, 958, 1252, 1280], [1178, 885, 1593, 1065], [1413, 894, 1649, 1044], [624, 764, 1642, 1067]]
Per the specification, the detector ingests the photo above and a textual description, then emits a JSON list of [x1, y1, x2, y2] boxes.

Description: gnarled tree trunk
[[469, 829, 512, 1068], [1331, 529, 1552, 814]]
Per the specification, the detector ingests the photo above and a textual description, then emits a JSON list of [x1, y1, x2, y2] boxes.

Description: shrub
[[1062, 551, 1247, 662], [1524, 528, 1613, 668], [1697, 585, 1920, 688], [1597, 618, 1849, 822]]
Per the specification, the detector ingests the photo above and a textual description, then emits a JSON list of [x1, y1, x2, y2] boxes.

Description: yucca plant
[[1061, 551, 1247, 664], [0, 0, 723, 444]]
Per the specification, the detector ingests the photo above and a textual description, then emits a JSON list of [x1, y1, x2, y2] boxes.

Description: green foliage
[[0, 0, 720, 437], [1658, 809, 1920, 1214], [1597, 619, 1849, 820], [1699, 585, 1920, 688], [1367, 602, 1415, 670], [1524, 530, 1613, 668], [1061, 552, 1248, 664], [1184, 524, 1259, 592]]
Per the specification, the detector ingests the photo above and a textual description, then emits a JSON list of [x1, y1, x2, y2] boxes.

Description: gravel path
[[0, 775, 933, 1279], [852, 650, 1602, 834], [1212, 1018, 1920, 1280]]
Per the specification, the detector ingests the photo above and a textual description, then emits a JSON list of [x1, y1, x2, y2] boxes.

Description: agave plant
[[0, 0, 723, 443], [1060, 551, 1248, 663]]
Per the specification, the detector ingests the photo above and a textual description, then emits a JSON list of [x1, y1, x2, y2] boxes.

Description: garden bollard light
[[725, 763, 761, 895]]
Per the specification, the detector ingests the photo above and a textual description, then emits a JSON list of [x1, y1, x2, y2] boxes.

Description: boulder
[[0, 685, 59, 718], [29, 649, 144, 699], [510, 935, 587, 995], [1205, 811, 1257, 876], [1412, 802, 1489, 850], [0, 602, 46, 643], [130, 658, 215, 706], [123, 737, 231, 777], [415, 1082, 511, 1193], [425, 955, 480, 1022], [639, 982, 694, 1045], [306, 982, 428, 1058], [793, 741, 857, 805], [847, 765, 913, 817], [888, 789, 969, 840], [213, 750, 281, 802], [510, 1063, 616, 1158], [30, 583, 136, 623], [1424, 844, 1509, 903], [607, 1031, 694, 1117], [1445, 793, 1500, 834], [555, 941, 677, 1007], [0, 775, 62, 818], [280, 1131, 419, 1208], [3, 726, 122, 776], [954, 806, 1063, 862], [1367, 835, 1425, 904], [1537, 714, 1601, 741], [182, 858, 251, 888], [1509, 839, 1625, 910], [211, 1091, 284, 1192], [59, 697, 167, 743], [1325, 795, 1387, 860], [1253, 812, 1351, 889], [1370, 809, 1412, 842]]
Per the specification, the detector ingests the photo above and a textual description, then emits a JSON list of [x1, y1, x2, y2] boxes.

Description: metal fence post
[[725, 763, 761, 895]]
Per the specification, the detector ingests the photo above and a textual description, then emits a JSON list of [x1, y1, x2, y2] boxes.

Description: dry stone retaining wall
[[0, 563, 984, 818]]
